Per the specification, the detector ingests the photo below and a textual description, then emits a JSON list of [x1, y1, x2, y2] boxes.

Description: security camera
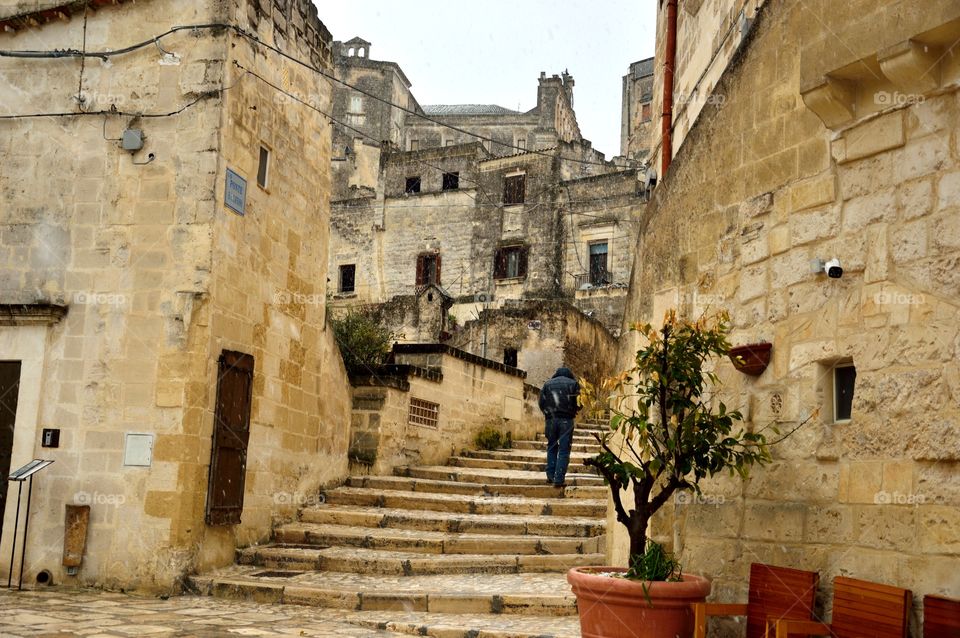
[[825, 258, 842, 278]]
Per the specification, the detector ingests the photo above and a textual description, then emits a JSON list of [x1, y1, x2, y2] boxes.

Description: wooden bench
[[692, 563, 819, 638], [773, 576, 911, 637]]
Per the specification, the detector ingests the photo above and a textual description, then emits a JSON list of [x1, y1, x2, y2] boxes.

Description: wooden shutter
[[435, 254, 442, 285], [504, 174, 525, 204], [205, 351, 254, 526], [518, 246, 528, 278], [493, 248, 507, 279], [416, 254, 426, 285]]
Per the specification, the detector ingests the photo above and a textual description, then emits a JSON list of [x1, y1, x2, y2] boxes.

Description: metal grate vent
[[408, 397, 440, 428]]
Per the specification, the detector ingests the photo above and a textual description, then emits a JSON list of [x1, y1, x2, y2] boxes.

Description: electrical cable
[[0, 22, 624, 169]]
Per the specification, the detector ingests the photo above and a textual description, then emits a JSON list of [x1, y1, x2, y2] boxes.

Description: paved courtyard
[[0, 587, 580, 637], [0, 589, 408, 637]]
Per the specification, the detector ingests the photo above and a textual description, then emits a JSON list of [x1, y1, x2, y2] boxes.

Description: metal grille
[[408, 397, 439, 428]]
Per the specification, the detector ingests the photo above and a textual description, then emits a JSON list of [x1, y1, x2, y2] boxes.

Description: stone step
[[513, 440, 600, 453], [273, 522, 604, 555], [395, 465, 605, 488], [191, 567, 579, 621], [537, 433, 601, 444], [347, 475, 606, 500], [463, 449, 596, 463], [447, 456, 594, 474], [322, 487, 606, 518], [237, 545, 603, 575], [299, 504, 605, 537]]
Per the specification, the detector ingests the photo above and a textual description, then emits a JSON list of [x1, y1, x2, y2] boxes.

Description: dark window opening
[[834, 364, 857, 421], [442, 172, 460, 191], [339, 264, 356, 294], [494, 245, 528, 279], [589, 242, 610, 285], [504, 174, 526, 205], [257, 146, 270, 189], [504, 348, 518, 368], [416, 253, 441, 286], [405, 176, 421, 194]]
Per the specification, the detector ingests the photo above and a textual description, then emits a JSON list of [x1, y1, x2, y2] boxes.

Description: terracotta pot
[[567, 567, 711, 638], [728, 342, 773, 376]]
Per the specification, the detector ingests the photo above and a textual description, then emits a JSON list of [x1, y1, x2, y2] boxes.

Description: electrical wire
[[0, 22, 625, 169]]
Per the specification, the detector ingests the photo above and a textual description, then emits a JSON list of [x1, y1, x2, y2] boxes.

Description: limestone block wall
[[0, 0, 352, 591], [347, 348, 538, 475], [448, 301, 617, 389], [188, 0, 352, 574], [0, 0, 227, 591], [613, 0, 960, 624]]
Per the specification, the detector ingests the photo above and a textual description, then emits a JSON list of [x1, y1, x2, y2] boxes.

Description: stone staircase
[[191, 419, 610, 638]]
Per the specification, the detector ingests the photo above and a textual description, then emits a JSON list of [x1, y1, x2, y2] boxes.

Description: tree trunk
[[628, 514, 650, 563]]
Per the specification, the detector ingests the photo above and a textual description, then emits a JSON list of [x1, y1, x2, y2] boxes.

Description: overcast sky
[[316, 1, 657, 159]]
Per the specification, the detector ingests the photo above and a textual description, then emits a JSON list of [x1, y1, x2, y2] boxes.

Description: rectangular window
[[641, 102, 652, 122], [338, 264, 356, 294], [442, 172, 460, 191], [346, 113, 365, 126], [503, 348, 518, 368], [517, 137, 526, 150], [257, 146, 270, 189], [410, 138, 419, 151], [504, 174, 525, 205], [494, 245, 528, 279], [589, 242, 610, 285], [416, 253, 441, 285], [409, 397, 439, 428], [834, 363, 857, 422], [405, 176, 421, 194], [349, 95, 364, 113]]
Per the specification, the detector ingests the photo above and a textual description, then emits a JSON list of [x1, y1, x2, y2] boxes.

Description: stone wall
[[0, 0, 352, 591], [448, 301, 617, 389], [612, 0, 960, 627], [347, 346, 539, 475], [620, 58, 655, 162]]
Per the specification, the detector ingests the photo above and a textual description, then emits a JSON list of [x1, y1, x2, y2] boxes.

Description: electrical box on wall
[[122, 129, 144, 151], [123, 433, 154, 467], [41, 428, 60, 448]]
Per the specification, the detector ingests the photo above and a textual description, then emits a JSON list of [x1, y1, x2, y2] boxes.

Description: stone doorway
[[0, 361, 21, 538]]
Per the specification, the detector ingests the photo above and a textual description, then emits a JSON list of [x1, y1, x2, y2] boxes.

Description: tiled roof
[[422, 104, 521, 116]]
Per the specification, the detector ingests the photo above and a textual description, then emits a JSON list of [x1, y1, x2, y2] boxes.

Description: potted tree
[[569, 310, 772, 638]]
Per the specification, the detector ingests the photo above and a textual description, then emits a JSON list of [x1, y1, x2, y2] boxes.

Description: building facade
[[0, 0, 351, 591], [613, 0, 960, 628], [620, 57, 655, 162]]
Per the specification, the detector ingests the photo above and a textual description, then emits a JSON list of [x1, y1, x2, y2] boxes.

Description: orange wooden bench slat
[[924, 595, 960, 638]]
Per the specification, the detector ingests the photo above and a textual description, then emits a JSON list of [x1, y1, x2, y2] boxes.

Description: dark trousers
[[544, 416, 575, 485]]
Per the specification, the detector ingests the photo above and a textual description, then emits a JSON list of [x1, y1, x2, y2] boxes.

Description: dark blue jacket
[[539, 368, 581, 419]]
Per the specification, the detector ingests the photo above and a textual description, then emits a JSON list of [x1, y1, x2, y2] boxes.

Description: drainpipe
[[661, 0, 678, 179]]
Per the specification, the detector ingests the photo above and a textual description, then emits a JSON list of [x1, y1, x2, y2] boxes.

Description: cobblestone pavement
[[0, 588, 581, 637], [0, 588, 408, 637]]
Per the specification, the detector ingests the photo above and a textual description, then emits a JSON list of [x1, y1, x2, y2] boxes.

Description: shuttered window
[[205, 351, 255, 526], [494, 245, 528, 279], [416, 253, 441, 286], [504, 174, 525, 205]]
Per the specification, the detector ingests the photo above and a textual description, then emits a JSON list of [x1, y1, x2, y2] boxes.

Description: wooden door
[[0, 361, 21, 530], [205, 351, 254, 526]]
